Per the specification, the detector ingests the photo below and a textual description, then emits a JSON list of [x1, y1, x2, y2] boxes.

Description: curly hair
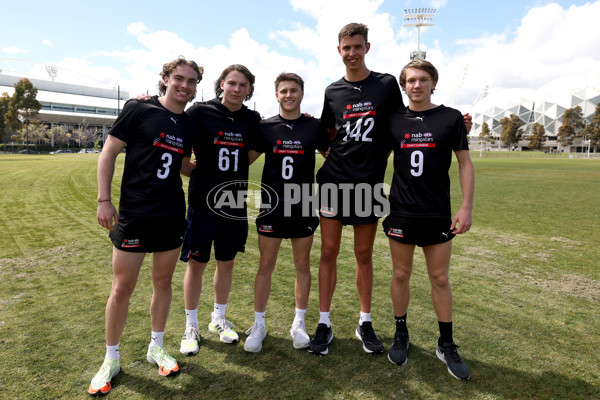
[[157, 57, 203, 97]]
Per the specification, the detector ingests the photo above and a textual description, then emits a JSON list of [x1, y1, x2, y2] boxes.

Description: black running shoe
[[309, 323, 333, 355], [436, 341, 471, 380], [388, 331, 409, 365], [355, 321, 383, 354]]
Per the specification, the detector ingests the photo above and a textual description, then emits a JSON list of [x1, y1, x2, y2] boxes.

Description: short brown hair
[[158, 57, 203, 96], [274, 72, 304, 91], [214, 64, 255, 101], [338, 23, 368, 44], [399, 59, 439, 94]]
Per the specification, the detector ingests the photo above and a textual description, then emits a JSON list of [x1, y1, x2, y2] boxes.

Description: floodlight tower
[[46, 65, 58, 82], [403, 8, 436, 60]]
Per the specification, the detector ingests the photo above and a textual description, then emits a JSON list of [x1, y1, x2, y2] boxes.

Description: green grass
[[0, 153, 599, 399]]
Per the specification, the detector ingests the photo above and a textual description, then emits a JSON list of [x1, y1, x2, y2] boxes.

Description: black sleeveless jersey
[[317, 71, 404, 185], [109, 96, 194, 217], [388, 105, 469, 218]]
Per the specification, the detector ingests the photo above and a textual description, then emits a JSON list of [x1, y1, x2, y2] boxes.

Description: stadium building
[[1, 63, 129, 150], [470, 74, 600, 153]]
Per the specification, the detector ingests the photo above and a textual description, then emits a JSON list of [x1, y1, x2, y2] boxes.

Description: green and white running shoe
[[146, 345, 180, 376], [180, 324, 201, 355], [208, 312, 239, 343], [88, 358, 120, 396]]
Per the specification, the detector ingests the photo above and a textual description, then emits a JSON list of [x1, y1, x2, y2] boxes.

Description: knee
[[354, 248, 373, 266], [320, 244, 339, 264], [429, 272, 450, 289], [392, 266, 411, 283], [110, 282, 135, 303], [153, 274, 173, 291]]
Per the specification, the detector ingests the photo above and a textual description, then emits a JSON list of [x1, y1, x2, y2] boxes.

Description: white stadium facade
[[470, 74, 600, 153], [1, 60, 129, 150]]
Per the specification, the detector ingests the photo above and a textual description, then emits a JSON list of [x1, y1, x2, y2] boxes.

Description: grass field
[[0, 152, 599, 399]]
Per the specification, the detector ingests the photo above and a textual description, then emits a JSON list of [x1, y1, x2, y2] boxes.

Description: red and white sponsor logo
[[343, 110, 376, 119], [214, 140, 245, 147], [401, 143, 436, 149], [388, 228, 404, 238], [153, 142, 184, 154], [274, 149, 304, 154]]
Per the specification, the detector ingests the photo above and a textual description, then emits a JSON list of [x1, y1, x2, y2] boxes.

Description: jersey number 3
[[157, 152, 172, 179]]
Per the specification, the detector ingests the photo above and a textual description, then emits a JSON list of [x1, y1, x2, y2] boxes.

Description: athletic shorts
[[318, 182, 388, 226], [382, 215, 455, 247], [179, 205, 247, 263], [256, 215, 319, 239], [109, 214, 187, 253]]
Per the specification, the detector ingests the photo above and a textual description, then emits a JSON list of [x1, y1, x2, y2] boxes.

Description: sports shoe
[[388, 331, 409, 365], [208, 312, 239, 343], [355, 321, 384, 354], [88, 358, 120, 395], [146, 345, 180, 377], [290, 320, 310, 349], [309, 323, 333, 355], [180, 324, 201, 355], [244, 323, 267, 353], [436, 341, 471, 380]]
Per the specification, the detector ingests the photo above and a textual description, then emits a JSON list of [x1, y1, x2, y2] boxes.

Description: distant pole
[[117, 85, 121, 114], [403, 8, 436, 60]]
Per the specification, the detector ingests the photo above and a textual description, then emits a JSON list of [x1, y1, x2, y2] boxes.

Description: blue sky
[[1, 0, 599, 116]]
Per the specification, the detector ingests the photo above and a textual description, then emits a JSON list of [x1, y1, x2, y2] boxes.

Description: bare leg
[[353, 223, 377, 313]]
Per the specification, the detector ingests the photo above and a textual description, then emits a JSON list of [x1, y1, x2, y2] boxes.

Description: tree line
[[478, 104, 600, 152], [1, 78, 100, 152]]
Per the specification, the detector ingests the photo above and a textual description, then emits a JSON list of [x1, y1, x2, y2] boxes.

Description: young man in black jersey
[[178, 65, 263, 355], [309, 22, 403, 356], [88, 58, 202, 396], [243, 73, 330, 353], [384, 59, 474, 380]]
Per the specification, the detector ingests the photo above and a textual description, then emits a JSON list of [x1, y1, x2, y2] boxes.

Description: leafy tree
[[479, 122, 491, 150], [500, 113, 522, 148], [5, 79, 42, 149], [584, 103, 600, 152], [528, 123, 546, 150], [557, 106, 584, 149], [28, 121, 50, 147], [52, 126, 71, 149], [0, 92, 11, 145]]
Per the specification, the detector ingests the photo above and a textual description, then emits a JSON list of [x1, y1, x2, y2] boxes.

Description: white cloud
[[43, 0, 600, 117], [42, 39, 53, 47], [3, 46, 27, 54]]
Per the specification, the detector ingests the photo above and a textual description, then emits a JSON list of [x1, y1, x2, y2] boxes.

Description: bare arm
[[463, 113, 472, 133], [180, 156, 194, 177], [97, 135, 126, 231], [450, 149, 474, 234], [248, 150, 262, 165]]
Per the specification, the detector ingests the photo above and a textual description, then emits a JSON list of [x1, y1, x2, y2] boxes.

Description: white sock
[[213, 303, 227, 318], [319, 311, 331, 327], [185, 308, 198, 328], [294, 308, 307, 325], [254, 311, 266, 327], [149, 331, 164, 348], [105, 344, 120, 361], [359, 312, 371, 326]]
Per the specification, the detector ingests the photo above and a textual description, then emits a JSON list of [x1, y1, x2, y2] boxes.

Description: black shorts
[[318, 182, 388, 226], [256, 215, 319, 239], [109, 214, 187, 253], [382, 215, 455, 247], [180, 205, 247, 263]]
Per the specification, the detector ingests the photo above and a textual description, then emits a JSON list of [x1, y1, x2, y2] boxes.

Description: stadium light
[[45, 65, 57, 82], [403, 8, 436, 60]]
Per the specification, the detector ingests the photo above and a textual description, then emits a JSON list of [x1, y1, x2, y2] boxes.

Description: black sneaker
[[388, 331, 409, 365], [436, 341, 471, 380], [355, 321, 383, 354], [309, 323, 333, 355]]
